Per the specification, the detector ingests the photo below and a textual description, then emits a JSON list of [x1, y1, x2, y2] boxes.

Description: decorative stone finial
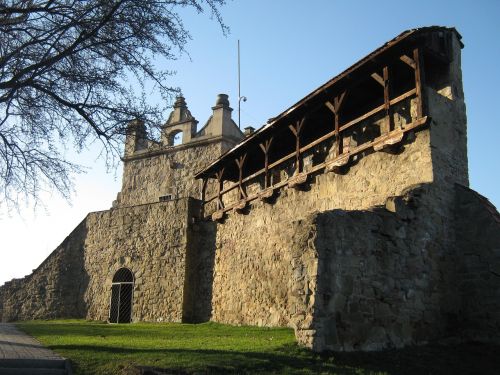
[[215, 94, 230, 107], [174, 96, 187, 108]]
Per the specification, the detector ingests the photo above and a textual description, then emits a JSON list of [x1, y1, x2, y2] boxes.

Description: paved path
[[0, 324, 69, 374], [0, 323, 62, 360]]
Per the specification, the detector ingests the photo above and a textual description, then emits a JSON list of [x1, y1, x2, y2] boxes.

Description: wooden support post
[[215, 169, 225, 210], [259, 138, 273, 189], [372, 67, 392, 133], [200, 177, 208, 217], [413, 48, 425, 119], [383, 66, 393, 132], [235, 154, 247, 200], [288, 118, 305, 175], [325, 91, 346, 157]]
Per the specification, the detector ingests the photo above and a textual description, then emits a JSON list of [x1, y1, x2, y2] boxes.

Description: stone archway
[[109, 268, 134, 323]]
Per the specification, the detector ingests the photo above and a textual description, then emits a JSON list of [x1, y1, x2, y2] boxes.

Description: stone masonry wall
[[309, 185, 463, 351], [210, 123, 434, 328], [118, 140, 228, 207], [0, 198, 195, 323], [0, 220, 88, 322], [83, 198, 193, 322], [209, 33, 473, 351]]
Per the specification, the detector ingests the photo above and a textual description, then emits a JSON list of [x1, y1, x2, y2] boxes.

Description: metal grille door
[[109, 268, 134, 323]]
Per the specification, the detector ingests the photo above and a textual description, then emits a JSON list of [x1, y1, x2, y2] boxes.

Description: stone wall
[[0, 198, 197, 323], [83, 198, 194, 322], [207, 32, 476, 351], [309, 185, 463, 351], [118, 140, 225, 207], [0, 220, 88, 322], [210, 124, 435, 329]]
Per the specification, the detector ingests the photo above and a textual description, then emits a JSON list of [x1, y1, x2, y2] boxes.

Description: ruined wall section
[[455, 185, 500, 343], [83, 198, 194, 322], [310, 185, 465, 351], [0, 220, 88, 322]]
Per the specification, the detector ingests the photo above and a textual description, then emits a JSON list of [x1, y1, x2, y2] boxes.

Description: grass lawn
[[17, 320, 500, 375]]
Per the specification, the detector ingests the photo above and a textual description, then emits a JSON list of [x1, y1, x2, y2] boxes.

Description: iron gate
[[109, 268, 134, 323]]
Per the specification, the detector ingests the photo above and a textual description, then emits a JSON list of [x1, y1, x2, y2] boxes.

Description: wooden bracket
[[289, 117, 305, 175], [235, 154, 247, 199], [400, 54, 416, 69], [259, 138, 274, 189], [371, 72, 385, 87], [325, 90, 346, 115], [215, 168, 225, 210], [211, 210, 225, 221]]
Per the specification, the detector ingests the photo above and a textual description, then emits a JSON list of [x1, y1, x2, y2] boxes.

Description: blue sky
[[1, 1, 499, 285]]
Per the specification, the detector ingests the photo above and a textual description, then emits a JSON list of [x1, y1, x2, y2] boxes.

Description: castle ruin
[[0, 26, 499, 352]]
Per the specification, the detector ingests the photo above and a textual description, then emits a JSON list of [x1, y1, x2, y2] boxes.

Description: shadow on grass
[[48, 341, 500, 375], [48, 343, 357, 374]]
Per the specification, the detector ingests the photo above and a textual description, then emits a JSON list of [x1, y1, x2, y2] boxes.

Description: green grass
[[16, 320, 500, 375]]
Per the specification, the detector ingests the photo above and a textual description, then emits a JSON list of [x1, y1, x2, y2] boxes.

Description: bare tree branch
[[0, 0, 228, 208]]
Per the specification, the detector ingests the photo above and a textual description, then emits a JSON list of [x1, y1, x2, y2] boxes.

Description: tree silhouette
[[0, 0, 227, 206]]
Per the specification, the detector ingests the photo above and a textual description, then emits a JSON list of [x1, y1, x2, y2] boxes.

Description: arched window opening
[[109, 267, 134, 323], [170, 130, 183, 146], [112, 268, 134, 283]]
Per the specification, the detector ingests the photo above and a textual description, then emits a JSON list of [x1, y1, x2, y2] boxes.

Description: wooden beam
[[325, 101, 336, 114], [335, 91, 346, 112], [325, 90, 346, 115]]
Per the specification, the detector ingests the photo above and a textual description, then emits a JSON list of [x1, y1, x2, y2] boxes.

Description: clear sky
[[1, 0, 499, 286]]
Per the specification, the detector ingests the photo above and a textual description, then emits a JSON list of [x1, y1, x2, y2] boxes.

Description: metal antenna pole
[[237, 40, 247, 130], [238, 39, 241, 129]]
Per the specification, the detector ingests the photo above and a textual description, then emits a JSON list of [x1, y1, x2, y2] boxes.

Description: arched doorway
[[109, 268, 134, 323]]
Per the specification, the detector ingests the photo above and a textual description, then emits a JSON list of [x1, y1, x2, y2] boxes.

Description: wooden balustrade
[[202, 48, 427, 220]]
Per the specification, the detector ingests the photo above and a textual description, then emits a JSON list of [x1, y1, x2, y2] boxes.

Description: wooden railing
[[201, 48, 428, 220]]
